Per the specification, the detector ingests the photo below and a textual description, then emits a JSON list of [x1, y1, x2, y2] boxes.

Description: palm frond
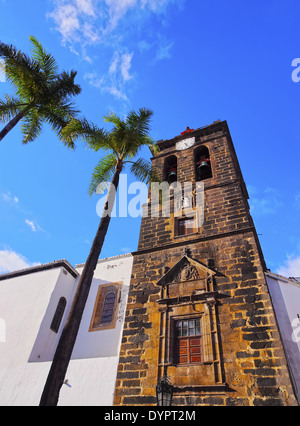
[[29, 36, 59, 79], [89, 153, 118, 197], [127, 108, 153, 136], [60, 118, 109, 151], [0, 40, 41, 99], [143, 136, 160, 156], [0, 39, 80, 108], [129, 158, 160, 184], [103, 111, 124, 128], [21, 108, 43, 144], [103, 113, 127, 154], [52, 70, 81, 99], [0, 94, 26, 124], [0, 36, 82, 144], [40, 106, 72, 144], [123, 109, 153, 157], [102, 108, 154, 159]]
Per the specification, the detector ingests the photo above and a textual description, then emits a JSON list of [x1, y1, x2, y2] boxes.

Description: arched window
[[164, 155, 178, 184], [100, 292, 116, 325], [50, 297, 67, 333], [194, 146, 212, 181], [89, 283, 122, 332]]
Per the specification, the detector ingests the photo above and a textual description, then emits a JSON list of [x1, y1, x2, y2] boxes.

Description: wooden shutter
[[189, 337, 202, 363]]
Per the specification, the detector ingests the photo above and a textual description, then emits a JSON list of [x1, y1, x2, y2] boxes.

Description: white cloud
[[277, 256, 300, 278], [105, 0, 176, 23], [249, 186, 281, 217], [155, 39, 174, 61], [2, 190, 48, 236], [138, 40, 152, 52], [25, 219, 37, 232], [48, 0, 181, 99], [2, 192, 19, 205], [84, 72, 104, 89], [141, 0, 168, 8], [48, 0, 180, 46], [75, 0, 96, 16], [105, 0, 138, 29], [109, 53, 119, 75], [110, 51, 133, 82], [103, 0, 181, 33], [48, 3, 80, 44], [120, 52, 133, 81], [120, 247, 132, 253], [25, 219, 45, 233], [0, 250, 39, 274], [84, 50, 133, 100], [47, 0, 100, 45], [85, 71, 128, 100], [81, 21, 101, 44], [115, 53, 133, 82], [109, 85, 127, 100]]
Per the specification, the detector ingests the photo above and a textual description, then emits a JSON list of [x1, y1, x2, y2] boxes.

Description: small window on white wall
[[50, 297, 67, 333]]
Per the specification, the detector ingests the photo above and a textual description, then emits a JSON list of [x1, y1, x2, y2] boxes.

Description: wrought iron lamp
[[156, 376, 173, 406]]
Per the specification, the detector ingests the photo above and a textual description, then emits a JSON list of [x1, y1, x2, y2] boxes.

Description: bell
[[197, 160, 210, 170], [167, 170, 177, 183], [197, 161, 211, 179]]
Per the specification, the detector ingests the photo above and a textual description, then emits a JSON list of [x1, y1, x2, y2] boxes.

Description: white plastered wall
[[0, 253, 133, 406], [266, 273, 300, 405]]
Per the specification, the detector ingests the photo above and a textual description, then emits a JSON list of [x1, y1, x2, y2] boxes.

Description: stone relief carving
[[170, 262, 201, 283]]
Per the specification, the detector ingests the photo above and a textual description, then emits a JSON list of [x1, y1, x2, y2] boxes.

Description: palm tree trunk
[[0, 104, 32, 142], [0, 111, 24, 141], [39, 163, 122, 406]]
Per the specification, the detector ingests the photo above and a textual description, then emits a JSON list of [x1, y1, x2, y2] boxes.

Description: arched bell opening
[[194, 145, 212, 181], [164, 155, 178, 184]]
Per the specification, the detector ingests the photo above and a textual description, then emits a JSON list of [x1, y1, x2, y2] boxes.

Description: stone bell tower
[[114, 120, 297, 406]]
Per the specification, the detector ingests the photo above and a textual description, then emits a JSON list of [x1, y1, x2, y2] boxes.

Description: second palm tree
[[40, 108, 158, 406]]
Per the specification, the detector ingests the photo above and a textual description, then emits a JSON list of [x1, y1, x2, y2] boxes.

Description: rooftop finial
[[181, 126, 194, 135]]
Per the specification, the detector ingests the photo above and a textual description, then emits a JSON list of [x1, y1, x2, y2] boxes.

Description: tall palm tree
[[0, 36, 81, 145], [40, 108, 159, 406]]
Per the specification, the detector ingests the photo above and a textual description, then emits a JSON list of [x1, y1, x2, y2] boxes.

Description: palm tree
[[0, 36, 81, 145], [40, 108, 159, 406]]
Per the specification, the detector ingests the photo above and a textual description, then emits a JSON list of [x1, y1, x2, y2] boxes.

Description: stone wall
[[114, 121, 297, 406]]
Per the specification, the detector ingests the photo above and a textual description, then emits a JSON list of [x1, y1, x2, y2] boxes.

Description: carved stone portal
[[156, 255, 226, 392]]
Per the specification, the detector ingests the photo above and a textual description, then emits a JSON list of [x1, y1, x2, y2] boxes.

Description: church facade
[[114, 120, 298, 406], [0, 120, 299, 406]]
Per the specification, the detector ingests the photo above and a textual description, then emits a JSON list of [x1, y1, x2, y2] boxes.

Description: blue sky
[[0, 0, 300, 277]]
